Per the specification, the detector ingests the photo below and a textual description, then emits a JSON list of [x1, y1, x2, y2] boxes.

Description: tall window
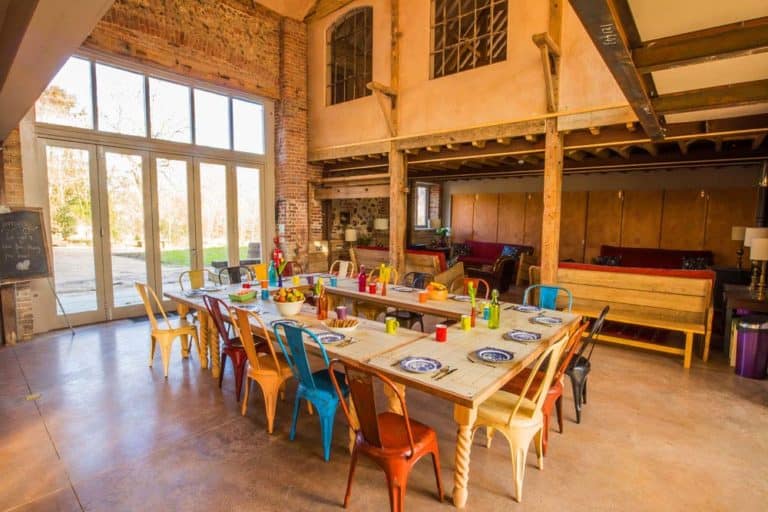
[[415, 185, 430, 228], [431, 0, 508, 79], [328, 7, 373, 105]]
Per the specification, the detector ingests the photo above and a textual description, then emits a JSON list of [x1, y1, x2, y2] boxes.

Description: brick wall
[[1, 129, 33, 341]]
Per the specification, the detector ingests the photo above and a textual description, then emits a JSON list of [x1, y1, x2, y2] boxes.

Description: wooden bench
[[350, 246, 446, 276], [532, 263, 714, 368]]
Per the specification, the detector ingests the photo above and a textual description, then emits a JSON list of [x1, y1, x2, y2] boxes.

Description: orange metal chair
[[501, 322, 588, 455], [231, 307, 292, 433], [448, 276, 491, 299], [329, 359, 443, 512]]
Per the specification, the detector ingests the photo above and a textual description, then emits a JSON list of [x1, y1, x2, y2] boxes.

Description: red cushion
[[599, 245, 713, 269], [459, 255, 494, 266], [466, 240, 502, 259]]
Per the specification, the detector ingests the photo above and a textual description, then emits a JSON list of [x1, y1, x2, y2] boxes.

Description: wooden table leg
[[176, 303, 191, 358], [197, 310, 210, 369], [683, 332, 693, 369], [208, 314, 221, 379], [453, 404, 478, 509]]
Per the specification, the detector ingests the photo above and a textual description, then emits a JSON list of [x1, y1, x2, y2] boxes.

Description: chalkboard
[[0, 207, 52, 284]]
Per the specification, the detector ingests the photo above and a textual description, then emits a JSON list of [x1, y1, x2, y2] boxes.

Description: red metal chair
[[328, 360, 443, 512], [500, 321, 588, 455]]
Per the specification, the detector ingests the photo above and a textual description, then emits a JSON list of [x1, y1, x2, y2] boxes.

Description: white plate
[[476, 347, 515, 363], [392, 286, 416, 292], [399, 356, 443, 373], [269, 319, 302, 329], [314, 332, 346, 344], [503, 330, 542, 342], [530, 315, 563, 326], [452, 295, 473, 302], [514, 304, 542, 313]]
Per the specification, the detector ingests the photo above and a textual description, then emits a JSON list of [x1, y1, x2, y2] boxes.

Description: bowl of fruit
[[273, 287, 305, 316], [426, 282, 449, 301]]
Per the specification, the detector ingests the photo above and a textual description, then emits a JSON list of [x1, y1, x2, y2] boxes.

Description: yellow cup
[[292, 275, 300, 286], [385, 316, 400, 334], [460, 314, 471, 330]]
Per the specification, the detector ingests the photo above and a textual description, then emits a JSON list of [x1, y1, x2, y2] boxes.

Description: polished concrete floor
[[1, 317, 767, 512]]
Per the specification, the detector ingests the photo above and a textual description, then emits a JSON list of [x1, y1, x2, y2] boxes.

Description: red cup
[[242, 282, 251, 289], [435, 324, 448, 342], [368, 283, 377, 294]]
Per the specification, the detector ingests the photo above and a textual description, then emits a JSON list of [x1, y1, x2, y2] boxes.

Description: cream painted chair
[[135, 282, 201, 378], [329, 259, 357, 278], [178, 269, 217, 291], [474, 334, 568, 502]]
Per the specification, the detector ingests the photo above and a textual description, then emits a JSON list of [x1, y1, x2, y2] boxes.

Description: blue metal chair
[[523, 284, 574, 312], [272, 322, 349, 461]]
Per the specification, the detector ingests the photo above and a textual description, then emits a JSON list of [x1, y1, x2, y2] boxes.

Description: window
[[194, 89, 230, 149], [149, 78, 191, 143], [431, 0, 508, 79], [96, 63, 147, 136], [415, 185, 430, 228], [36, 57, 93, 129], [327, 7, 373, 105], [233, 99, 265, 154], [237, 166, 262, 261]]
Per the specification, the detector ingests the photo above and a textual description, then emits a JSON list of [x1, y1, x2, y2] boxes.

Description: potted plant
[[434, 226, 451, 247]]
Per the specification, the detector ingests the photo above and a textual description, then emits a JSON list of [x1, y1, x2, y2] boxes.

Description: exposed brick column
[[276, 17, 322, 266], [1, 129, 33, 342]]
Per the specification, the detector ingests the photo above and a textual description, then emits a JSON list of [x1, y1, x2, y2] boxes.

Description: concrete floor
[[1, 318, 767, 511]]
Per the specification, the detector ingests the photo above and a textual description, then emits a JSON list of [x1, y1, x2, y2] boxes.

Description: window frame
[[414, 184, 431, 229], [430, 0, 509, 79], [326, 6, 374, 105]]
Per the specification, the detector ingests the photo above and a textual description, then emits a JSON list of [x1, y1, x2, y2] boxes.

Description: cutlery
[[504, 304, 516, 310], [435, 368, 459, 380], [390, 357, 408, 367], [466, 355, 495, 368], [431, 366, 452, 379]]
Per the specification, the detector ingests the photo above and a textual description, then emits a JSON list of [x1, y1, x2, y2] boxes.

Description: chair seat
[[248, 352, 292, 376], [392, 309, 423, 320], [478, 390, 541, 427], [310, 369, 349, 394], [373, 412, 438, 455], [502, 368, 563, 400]]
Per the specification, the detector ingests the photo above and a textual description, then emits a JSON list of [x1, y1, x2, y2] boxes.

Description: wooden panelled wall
[[451, 187, 757, 267]]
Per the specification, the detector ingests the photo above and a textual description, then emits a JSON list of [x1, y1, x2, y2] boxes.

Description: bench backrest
[[350, 247, 445, 276]]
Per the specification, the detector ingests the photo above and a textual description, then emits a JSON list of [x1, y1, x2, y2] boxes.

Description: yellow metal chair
[[232, 307, 292, 433], [248, 263, 268, 282], [178, 269, 216, 290], [329, 259, 357, 278], [474, 334, 568, 502], [135, 282, 201, 378]]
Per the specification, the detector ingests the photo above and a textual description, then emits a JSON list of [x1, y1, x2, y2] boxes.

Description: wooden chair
[[203, 295, 251, 401], [328, 359, 443, 512], [329, 260, 357, 278], [523, 284, 573, 312], [272, 323, 349, 461], [473, 334, 568, 502], [500, 322, 588, 455], [135, 282, 201, 378], [232, 307, 292, 433], [567, 306, 609, 423], [178, 269, 216, 290], [218, 265, 254, 285]]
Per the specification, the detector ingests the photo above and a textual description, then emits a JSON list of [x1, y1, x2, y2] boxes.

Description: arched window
[[327, 7, 373, 105], [431, 0, 508, 78]]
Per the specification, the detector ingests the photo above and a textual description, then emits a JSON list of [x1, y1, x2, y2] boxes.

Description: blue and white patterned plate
[[392, 286, 416, 292], [476, 347, 515, 363], [451, 295, 473, 302], [200, 286, 223, 292], [399, 356, 443, 374], [503, 330, 542, 342], [269, 319, 302, 329], [184, 289, 204, 297], [514, 304, 542, 313], [314, 332, 346, 344], [530, 315, 563, 326]]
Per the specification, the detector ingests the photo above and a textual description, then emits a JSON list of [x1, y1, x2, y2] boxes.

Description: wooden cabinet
[[660, 189, 707, 249], [621, 190, 663, 248], [560, 191, 588, 262], [472, 193, 499, 242], [706, 188, 757, 267], [451, 194, 474, 242], [584, 190, 622, 263], [497, 193, 526, 244]]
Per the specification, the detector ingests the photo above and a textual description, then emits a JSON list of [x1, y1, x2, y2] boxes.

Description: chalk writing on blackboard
[[0, 208, 52, 283]]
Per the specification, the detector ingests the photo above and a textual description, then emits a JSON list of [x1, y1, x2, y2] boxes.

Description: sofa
[[456, 240, 534, 291], [598, 245, 714, 269]]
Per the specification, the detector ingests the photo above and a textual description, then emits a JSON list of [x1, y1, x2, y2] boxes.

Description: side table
[[722, 284, 768, 355]]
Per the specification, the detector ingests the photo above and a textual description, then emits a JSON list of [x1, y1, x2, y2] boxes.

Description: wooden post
[[388, 146, 407, 277], [541, 119, 564, 283], [0, 285, 17, 345]]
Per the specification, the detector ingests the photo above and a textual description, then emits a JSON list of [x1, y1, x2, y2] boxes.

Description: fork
[[431, 366, 452, 379], [466, 355, 495, 368]]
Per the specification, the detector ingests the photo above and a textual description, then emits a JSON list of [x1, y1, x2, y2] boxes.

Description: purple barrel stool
[[735, 315, 768, 379]]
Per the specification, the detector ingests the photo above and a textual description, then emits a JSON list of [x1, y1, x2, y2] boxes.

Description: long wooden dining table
[[164, 281, 580, 508]]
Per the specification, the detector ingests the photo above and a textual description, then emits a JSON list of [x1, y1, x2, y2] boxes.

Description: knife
[[436, 368, 459, 380]]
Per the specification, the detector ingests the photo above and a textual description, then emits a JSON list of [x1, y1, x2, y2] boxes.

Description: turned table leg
[[177, 303, 191, 357], [197, 310, 210, 370], [208, 314, 221, 378], [453, 404, 478, 508]]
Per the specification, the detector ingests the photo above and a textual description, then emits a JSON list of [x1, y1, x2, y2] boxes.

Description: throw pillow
[[453, 243, 471, 257], [593, 255, 622, 266], [681, 256, 708, 270], [500, 245, 519, 258]]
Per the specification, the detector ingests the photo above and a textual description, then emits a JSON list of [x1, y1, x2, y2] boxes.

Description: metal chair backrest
[[329, 260, 357, 278], [232, 307, 283, 374], [523, 284, 574, 312], [463, 277, 490, 299], [135, 282, 172, 331], [368, 266, 399, 285], [576, 305, 610, 362], [554, 323, 588, 383], [219, 266, 254, 285], [178, 269, 215, 291], [328, 359, 417, 455], [507, 334, 567, 424], [272, 323, 330, 390], [202, 294, 234, 344], [248, 263, 268, 282], [402, 272, 433, 289]]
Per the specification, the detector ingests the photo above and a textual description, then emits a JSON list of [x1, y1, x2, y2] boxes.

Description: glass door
[[197, 161, 230, 271], [42, 141, 107, 325], [98, 147, 152, 319]]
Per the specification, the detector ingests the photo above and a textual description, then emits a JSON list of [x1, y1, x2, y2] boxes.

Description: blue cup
[[261, 289, 270, 300], [330, 276, 338, 287]]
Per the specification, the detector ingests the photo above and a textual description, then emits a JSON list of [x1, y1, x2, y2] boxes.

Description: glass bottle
[[268, 261, 277, 287], [488, 289, 500, 329], [358, 265, 367, 292], [317, 285, 328, 320]]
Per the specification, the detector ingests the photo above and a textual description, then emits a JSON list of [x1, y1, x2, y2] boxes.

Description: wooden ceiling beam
[[653, 79, 768, 114], [304, 0, 356, 20], [634, 17, 768, 73], [753, 133, 767, 150], [568, 0, 665, 140]]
